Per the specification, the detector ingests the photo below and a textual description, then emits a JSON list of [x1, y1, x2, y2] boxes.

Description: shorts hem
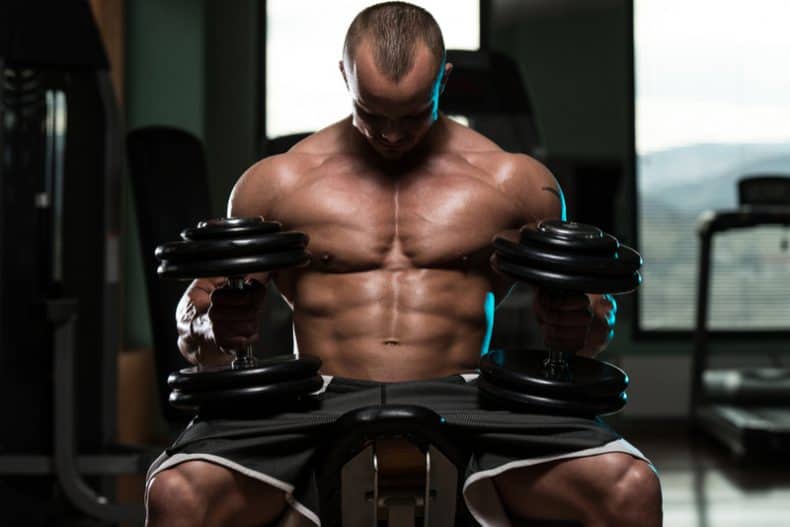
[[145, 453, 320, 527], [462, 438, 653, 527]]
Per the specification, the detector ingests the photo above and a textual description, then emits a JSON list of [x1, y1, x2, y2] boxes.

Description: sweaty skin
[[235, 116, 560, 381], [176, 41, 615, 381]]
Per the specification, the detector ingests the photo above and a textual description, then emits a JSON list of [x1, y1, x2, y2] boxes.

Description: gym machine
[[692, 175, 790, 459], [0, 1, 145, 524]]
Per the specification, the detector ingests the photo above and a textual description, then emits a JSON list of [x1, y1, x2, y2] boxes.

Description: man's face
[[341, 40, 449, 160]]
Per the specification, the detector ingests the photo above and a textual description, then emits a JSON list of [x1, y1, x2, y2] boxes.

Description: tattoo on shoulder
[[541, 186, 562, 201]]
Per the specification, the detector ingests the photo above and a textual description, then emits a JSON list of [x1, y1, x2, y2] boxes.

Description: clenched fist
[[533, 287, 616, 357]]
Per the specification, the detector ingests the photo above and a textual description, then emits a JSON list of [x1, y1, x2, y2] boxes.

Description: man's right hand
[[177, 275, 268, 366], [208, 279, 267, 349]]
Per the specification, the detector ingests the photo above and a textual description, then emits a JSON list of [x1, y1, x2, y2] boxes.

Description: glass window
[[635, 0, 790, 330], [266, 0, 479, 138]]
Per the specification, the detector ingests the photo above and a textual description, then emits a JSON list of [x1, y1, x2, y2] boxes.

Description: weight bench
[[317, 404, 472, 527]]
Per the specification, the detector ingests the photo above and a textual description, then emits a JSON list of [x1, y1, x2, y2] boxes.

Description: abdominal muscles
[[291, 268, 490, 382]]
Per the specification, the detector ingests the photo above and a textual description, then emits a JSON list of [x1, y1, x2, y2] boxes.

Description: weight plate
[[181, 217, 282, 241], [520, 221, 619, 254], [493, 237, 642, 277], [478, 377, 627, 416], [156, 231, 308, 263], [492, 255, 642, 294], [539, 220, 603, 239], [479, 349, 628, 399], [169, 375, 325, 412], [168, 354, 322, 391], [157, 250, 310, 279]]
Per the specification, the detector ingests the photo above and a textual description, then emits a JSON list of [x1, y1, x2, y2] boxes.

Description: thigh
[[148, 460, 288, 527], [493, 453, 655, 525]]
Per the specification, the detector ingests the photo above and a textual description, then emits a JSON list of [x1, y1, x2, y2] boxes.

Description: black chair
[[127, 126, 214, 425]]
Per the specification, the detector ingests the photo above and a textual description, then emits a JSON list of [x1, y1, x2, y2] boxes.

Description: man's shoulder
[[243, 122, 352, 186], [463, 149, 554, 191], [453, 138, 562, 223], [238, 152, 316, 194], [227, 152, 316, 218], [228, 124, 355, 217], [443, 119, 552, 187]]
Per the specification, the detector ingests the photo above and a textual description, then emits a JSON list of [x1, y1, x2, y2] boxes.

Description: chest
[[272, 163, 521, 271]]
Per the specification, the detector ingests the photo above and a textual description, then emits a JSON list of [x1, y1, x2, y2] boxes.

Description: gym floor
[[616, 420, 790, 526]]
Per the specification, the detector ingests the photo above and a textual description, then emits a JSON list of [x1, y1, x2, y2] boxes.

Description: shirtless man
[[145, 3, 662, 526]]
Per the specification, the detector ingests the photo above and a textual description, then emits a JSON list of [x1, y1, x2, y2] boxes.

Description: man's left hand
[[533, 288, 616, 358]]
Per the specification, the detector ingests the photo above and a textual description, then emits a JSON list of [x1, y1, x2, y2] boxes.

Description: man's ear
[[339, 60, 348, 87], [440, 62, 453, 93]]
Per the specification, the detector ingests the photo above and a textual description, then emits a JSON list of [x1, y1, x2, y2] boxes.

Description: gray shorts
[[146, 373, 650, 526]]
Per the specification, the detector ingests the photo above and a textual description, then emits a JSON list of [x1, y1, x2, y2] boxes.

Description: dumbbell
[[481, 220, 643, 416], [155, 217, 323, 414]]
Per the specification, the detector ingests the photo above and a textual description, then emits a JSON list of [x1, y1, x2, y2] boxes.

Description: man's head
[[340, 2, 452, 159]]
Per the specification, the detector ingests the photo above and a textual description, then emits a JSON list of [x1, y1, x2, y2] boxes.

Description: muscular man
[[146, 3, 662, 526]]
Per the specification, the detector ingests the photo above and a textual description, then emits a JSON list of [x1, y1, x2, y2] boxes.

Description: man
[[145, 3, 662, 526]]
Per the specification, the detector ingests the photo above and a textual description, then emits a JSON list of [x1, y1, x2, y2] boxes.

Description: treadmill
[[692, 175, 790, 458]]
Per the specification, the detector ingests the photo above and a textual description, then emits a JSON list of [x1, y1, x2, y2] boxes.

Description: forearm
[[175, 279, 228, 367], [177, 310, 223, 366]]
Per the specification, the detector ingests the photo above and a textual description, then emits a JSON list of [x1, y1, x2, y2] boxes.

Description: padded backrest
[[444, 49, 541, 157], [127, 126, 213, 424]]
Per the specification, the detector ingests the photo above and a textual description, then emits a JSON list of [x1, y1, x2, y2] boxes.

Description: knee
[[601, 457, 662, 526], [146, 469, 206, 526]]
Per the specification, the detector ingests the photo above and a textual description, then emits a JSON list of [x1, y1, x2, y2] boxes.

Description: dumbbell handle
[[227, 277, 259, 369], [541, 288, 579, 380], [544, 350, 573, 380]]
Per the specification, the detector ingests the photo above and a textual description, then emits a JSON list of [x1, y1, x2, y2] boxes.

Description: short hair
[[343, 2, 445, 82]]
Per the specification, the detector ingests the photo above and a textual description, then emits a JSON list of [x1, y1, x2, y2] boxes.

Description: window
[[266, 0, 479, 138], [635, 0, 790, 331]]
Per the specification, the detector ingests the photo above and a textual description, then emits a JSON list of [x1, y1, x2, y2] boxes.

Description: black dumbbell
[[155, 217, 323, 414], [481, 220, 643, 416]]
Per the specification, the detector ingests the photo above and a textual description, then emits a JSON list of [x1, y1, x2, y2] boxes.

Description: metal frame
[[691, 207, 790, 417], [0, 298, 153, 524], [341, 439, 458, 526]]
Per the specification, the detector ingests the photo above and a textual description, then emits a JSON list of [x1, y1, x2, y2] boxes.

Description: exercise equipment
[[482, 220, 642, 416], [0, 1, 138, 524], [155, 217, 323, 413], [318, 405, 472, 527], [692, 175, 790, 458]]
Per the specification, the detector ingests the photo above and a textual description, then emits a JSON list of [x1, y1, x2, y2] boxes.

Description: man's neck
[[346, 114, 451, 171]]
